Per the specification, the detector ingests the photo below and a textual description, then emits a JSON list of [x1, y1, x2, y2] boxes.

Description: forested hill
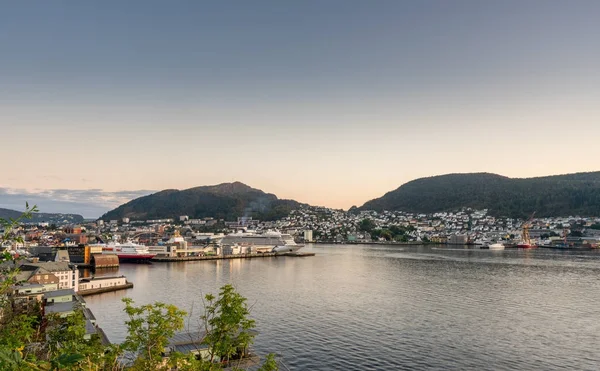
[[0, 208, 84, 224], [359, 172, 600, 218], [101, 182, 305, 221]]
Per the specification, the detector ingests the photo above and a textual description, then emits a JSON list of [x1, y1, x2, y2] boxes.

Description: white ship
[[487, 242, 505, 250], [90, 241, 156, 261], [220, 231, 303, 253]]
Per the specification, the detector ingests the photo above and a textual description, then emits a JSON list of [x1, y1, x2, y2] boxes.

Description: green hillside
[[359, 172, 600, 218], [0, 208, 84, 224], [100, 182, 304, 221]]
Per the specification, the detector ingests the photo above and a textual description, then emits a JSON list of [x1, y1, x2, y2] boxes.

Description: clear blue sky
[[2, 1, 600, 216]]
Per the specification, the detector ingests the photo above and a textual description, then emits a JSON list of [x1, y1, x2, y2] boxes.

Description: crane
[[518, 211, 536, 248]]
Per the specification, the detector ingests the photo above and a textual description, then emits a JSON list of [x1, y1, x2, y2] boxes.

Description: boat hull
[[103, 253, 156, 261], [517, 243, 535, 248], [488, 243, 505, 250], [272, 245, 303, 254]]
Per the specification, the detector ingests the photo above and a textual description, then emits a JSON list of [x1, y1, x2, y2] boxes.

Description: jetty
[[78, 276, 134, 296], [152, 252, 314, 262]]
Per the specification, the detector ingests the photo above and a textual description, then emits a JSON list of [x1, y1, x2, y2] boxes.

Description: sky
[[1, 1, 600, 217]]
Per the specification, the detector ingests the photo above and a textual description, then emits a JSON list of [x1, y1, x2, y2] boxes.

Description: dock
[[152, 252, 314, 262], [78, 282, 134, 296]]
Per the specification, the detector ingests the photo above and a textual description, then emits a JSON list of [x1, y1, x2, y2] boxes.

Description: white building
[[303, 230, 313, 242], [21, 261, 80, 292], [79, 276, 127, 291]]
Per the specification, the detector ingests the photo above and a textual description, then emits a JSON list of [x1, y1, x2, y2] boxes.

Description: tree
[[201, 284, 256, 364], [1, 205, 278, 371], [358, 219, 375, 233], [122, 299, 187, 370]]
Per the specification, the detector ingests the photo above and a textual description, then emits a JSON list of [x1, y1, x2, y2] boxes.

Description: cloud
[[0, 188, 155, 218]]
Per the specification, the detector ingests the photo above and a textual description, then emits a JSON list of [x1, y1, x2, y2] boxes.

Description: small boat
[[488, 243, 505, 250]]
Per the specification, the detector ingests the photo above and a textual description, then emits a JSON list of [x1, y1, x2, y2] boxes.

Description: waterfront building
[[303, 230, 313, 242], [20, 261, 80, 292], [448, 235, 468, 245], [78, 276, 128, 291]]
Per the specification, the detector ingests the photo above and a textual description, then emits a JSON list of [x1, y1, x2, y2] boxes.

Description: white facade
[[79, 276, 127, 291], [51, 268, 79, 292], [303, 230, 313, 242]]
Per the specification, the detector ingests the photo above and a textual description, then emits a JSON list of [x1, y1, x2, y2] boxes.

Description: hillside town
[[4, 207, 600, 251]]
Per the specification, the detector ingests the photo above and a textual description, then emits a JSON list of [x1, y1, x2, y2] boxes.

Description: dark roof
[[43, 289, 75, 298], [167, 329, 259, 355], [82, 307, 96, 321], [45, 301, 77, 314], [167, 331, 208, 354], [85, 319, 97, 335], [21, 261, 71, 272]]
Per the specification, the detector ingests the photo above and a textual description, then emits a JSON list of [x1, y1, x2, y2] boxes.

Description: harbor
[[83, 243, 600, 370], [151, 251, 315, 262]]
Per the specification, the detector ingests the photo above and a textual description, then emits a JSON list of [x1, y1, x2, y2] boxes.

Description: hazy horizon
[[2, 1, 600, 216], [3, 170, 600, 218]]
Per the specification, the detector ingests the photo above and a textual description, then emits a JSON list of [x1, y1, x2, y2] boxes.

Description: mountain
[[0, 208, 84, 224], [100, 182, 305, 221], [359, 172, 600, 218]]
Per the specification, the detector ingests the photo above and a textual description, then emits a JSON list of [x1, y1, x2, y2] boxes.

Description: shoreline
[[151, 251, 315, 262], [78, 282, 134, 296]]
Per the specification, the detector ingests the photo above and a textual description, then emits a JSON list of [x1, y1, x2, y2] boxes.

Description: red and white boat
[[95, 241, 156, 261]]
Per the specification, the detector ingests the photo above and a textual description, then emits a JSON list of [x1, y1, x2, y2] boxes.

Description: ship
[[481, 242, 505, 250], [220, 231, 303, 254], [90, 241, 156, 261]]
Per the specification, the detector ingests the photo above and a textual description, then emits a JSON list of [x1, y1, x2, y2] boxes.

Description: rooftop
[[44, 288, 75, 299], [44, 301, 78, 314], [21, 261, 71, 273]]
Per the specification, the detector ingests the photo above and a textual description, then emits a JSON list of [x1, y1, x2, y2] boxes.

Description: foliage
[[122, 298, 187, 370], [201, 284, 256, 364], [1, 206, 277, 371], [360, 172, 600, 218], [358, 219, 375, 233], [1, 202, 39, 252], [101, 182, 304, 222], [257, 353, 279, 371]]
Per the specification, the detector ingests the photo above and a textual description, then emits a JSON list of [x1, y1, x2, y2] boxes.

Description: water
[[85, 244, 600, 370]]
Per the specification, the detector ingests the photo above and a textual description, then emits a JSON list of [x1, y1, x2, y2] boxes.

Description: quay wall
[[78, 282, 134, 296]]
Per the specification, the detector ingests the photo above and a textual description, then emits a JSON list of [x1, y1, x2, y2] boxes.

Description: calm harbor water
[[85, 244, 600, 370]]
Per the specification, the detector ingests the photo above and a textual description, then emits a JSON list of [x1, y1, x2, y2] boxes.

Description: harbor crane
[[518, 211, 536, 248]]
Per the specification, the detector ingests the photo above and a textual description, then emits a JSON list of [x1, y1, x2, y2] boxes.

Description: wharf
[[78, 282, 134, 296], [152, 252, 314, 262]]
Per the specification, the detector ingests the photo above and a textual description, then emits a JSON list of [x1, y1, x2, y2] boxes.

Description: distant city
[[5, 206, 600, 252]]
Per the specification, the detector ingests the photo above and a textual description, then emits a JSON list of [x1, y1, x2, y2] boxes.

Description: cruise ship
[[220, 231, 303, 253], [90, 241, 156, 261]]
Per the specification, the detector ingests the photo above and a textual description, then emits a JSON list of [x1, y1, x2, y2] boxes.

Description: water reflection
[[85, 245, 600, 370]]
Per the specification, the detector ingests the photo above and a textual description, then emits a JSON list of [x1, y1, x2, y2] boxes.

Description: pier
[[152, 252, 314, 262], [78, 282, 134, 296]]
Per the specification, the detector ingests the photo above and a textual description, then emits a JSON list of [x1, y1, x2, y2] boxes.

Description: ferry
[[91, 241, 156, 261], [220, 231, 303, 254], [484, 242, 505, 250]]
